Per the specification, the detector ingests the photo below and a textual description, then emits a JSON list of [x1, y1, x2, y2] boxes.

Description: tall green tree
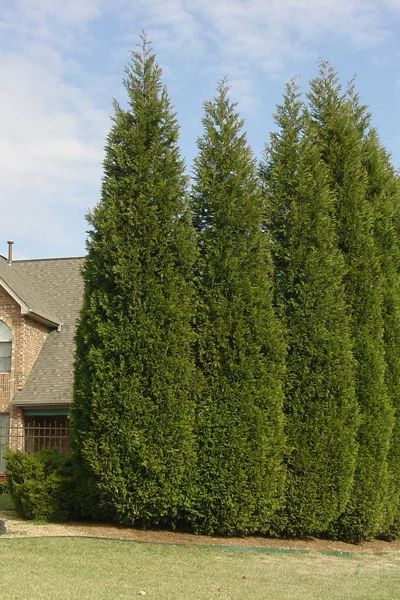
[[261, 83, 358, 536], [191, 82, 286, 535], [71, 38, 197, 527], [362, 130, 400, 537], [308, 64, 393, 541]]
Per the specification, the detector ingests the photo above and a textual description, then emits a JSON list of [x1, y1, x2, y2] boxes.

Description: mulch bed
[[1, 510, 400, 554]]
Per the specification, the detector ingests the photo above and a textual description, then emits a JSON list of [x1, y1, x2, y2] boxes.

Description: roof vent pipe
[[7, 241, 14, 264]]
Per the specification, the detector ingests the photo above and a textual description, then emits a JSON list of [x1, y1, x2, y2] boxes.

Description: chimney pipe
[[7, 241, 14, 264]]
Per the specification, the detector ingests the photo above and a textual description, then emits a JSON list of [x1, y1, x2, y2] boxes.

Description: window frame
[[24, 414, 70, 455], [0, 321, 12, 374]]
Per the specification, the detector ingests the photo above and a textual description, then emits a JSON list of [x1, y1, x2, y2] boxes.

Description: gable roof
[[0, 255, 61, 327], [10, 257, 85, 407]]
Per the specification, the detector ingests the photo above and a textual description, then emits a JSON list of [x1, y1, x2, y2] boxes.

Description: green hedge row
[[29, 43, 400, 542]]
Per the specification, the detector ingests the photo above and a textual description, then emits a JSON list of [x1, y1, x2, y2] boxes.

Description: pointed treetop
[[263, 77, 304, 172], [120, 31, 168, 117], [200, 78, 245, 137], [274, 78, 303, 131], [308, 61, 343, 121]]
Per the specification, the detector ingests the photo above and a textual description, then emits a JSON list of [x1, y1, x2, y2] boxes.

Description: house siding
[[20, 317, 48, 390], [0, 286, 48, 413], [0, 256, 84, 475]]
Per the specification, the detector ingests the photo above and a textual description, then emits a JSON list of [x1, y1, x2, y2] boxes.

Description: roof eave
[[23, 309, 61, 329], [0, 277, 60, 328], [12, 400, 71, 407]]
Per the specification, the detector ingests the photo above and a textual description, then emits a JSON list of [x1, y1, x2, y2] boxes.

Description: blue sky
[[1, 0, 400, 259]]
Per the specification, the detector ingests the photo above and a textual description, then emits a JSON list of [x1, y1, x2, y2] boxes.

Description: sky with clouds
[[1, 0, 400, 258]]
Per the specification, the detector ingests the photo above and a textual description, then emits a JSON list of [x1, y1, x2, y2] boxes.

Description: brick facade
[[0, 286, 48, 414], [0, 256, 83, 475]]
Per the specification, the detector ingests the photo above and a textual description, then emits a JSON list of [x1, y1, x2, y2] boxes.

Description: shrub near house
[[5, 449, 74, 521]]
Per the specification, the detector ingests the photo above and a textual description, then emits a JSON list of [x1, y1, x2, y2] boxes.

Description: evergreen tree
[[71, 37, 197, 526], [261, 83, 358, 536], [308, 64, 393, 541], [191, 82, 286, 535], [362, 130, 400, 537]]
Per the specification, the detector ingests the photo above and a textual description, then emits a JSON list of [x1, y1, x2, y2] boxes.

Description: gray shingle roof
[[10, 257, 85, 407], [0, 256, 61, 326]]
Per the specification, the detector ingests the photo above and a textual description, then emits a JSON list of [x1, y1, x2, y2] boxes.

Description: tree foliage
[[261, 82, 358, 536], [71, 37, 197, 527], [362, 131, 400, 537], [69, 47, 400, 540], [191, 82, 286, 534], [308, 64, 393, 541]]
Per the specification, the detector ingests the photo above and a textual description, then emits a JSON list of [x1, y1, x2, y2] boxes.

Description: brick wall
[[8, 407, 24, 452], [0, 286, 48, 413], [20, 317, 48, 389]]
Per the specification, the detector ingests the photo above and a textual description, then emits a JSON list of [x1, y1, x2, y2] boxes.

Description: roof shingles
[[0, 256, 61, 326], [10, 257, 85, 406]]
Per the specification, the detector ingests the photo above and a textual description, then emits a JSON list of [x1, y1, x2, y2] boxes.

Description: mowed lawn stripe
[[1, 538, 400, 599]]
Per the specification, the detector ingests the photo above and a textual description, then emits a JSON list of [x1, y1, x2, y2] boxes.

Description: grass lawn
[[0, 537, 399, 599], [0, 493, 14, 510]]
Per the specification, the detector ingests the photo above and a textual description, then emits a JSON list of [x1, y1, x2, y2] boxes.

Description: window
[[24, 415, 69, 455], [0, 321, 11, 373]]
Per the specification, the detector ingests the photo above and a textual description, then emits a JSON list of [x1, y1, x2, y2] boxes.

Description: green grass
[[0, 538, 399, 599], [0, 493, 14, 510]]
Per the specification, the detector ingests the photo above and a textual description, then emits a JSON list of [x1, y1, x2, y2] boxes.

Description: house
[[0, 242, 84, 477]]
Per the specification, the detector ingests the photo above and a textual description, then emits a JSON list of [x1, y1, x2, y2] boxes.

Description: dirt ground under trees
[[1, 510, 400, 555]]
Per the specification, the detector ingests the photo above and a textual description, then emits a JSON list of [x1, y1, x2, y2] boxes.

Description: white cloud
[[116, 0, 398, 118], [0, 48, 106, 254], [2, 0, 101, 29], [130, 0, 396, 72], [0, 0, 399, 256], [384, 0, 400, 8], [0, 3, 108, 257]]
